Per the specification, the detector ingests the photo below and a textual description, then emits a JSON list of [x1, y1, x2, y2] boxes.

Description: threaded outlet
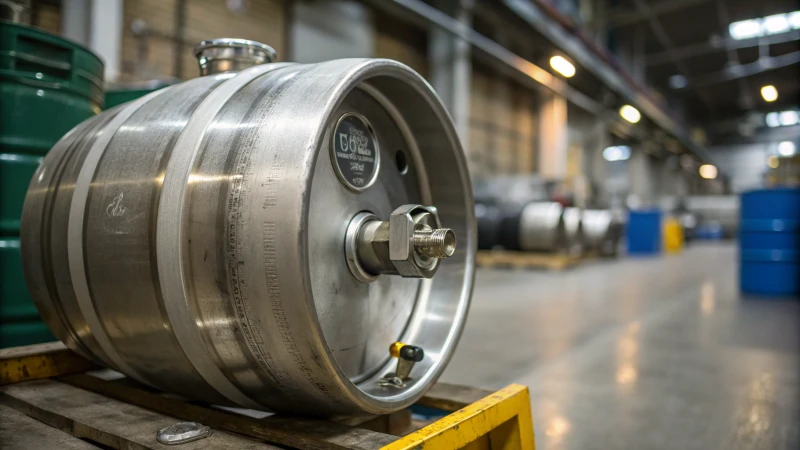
[[414, 228, 456, 258]]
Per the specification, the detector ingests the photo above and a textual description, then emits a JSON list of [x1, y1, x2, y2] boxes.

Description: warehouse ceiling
[[610, 0, 800, 128]]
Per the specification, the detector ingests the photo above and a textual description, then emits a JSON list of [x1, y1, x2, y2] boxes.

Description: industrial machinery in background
[[476, 199, 623, 257], [563, 206, 584, 256], [0, 10, 104, 347], [661, 195, 740, 240], [501, 202, 568, 252], [20, 38, 476, 416], [582, 209, 624, 257]]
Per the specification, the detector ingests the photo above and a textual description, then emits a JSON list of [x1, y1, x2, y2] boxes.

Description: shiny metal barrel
[[501, 201, 566, 252], [563, 207, 584, 256], [475, 203, 503, 250], [582, 209, 623, 256], [21, 49, 475, 416]]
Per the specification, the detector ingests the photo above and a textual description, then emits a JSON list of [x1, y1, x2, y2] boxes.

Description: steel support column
[[429, 0, 473, 154]]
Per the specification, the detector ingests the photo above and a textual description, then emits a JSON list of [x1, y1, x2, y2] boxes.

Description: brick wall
[[30, 1, 61, 35], [469, 65, 537, 179], [370, 12, 537, 180], [374, 11, 428, 78], [120, 0, 286, 81]]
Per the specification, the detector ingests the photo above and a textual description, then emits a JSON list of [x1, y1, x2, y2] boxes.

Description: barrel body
[[563, 207, 583, 256], [501, 202, 565, 252], [476, 203, 503, 249], [583, 209, 622, 257], [739, 188, 799, 297], [627, 210, 662, 255], [21, 59, 475, 415], [1, 20, 103, 347]]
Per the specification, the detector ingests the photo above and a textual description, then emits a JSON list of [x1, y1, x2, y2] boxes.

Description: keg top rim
[[194, 38, 277, 60]]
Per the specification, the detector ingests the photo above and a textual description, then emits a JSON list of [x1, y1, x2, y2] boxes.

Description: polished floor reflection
[[442, 243, 799, 450]]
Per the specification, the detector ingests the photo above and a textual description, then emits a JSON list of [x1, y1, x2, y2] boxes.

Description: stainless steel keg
[[563, 207, 584, 256], [501, 201, 566, 252], [20, 39, 475, 416], [582, 209, 622, 256], [475, 203, 503, 250]]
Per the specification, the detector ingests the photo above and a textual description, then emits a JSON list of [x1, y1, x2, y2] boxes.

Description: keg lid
[[194, 38, 276, 76]]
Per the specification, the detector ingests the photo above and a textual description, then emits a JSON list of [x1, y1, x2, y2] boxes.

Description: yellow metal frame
[[382, 384, 535, 450]]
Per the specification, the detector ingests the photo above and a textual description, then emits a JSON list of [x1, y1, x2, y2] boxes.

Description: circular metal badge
[[330, 113, 380, 191]]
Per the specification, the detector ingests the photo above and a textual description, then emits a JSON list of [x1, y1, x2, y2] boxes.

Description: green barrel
[[0, 20, 104, 347], [104, 80, 173, 109]]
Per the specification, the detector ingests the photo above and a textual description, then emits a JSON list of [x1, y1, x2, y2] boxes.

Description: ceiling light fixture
[[549, 55, 576, 78], [603, 145, 632, 162], [619, 105, 641, 124], [765, 110, 800, 128], [729, 11, 800, 39], [699, 164, 718, 180], [766, 112, 781, 128], [778, 141, 796, 157], [779, 110, 799, 126], [729, 19, 763, 40], [790, 11, 800, 29], [761, 85, 778, 102], [762, 14, 791, 35]]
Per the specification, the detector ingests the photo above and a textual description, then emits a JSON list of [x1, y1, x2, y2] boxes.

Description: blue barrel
[[739, 188, 800, 297], [627, 210, 662, 255]]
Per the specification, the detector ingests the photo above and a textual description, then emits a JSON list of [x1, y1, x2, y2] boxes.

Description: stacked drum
[[476, 201, 622, 256], [739, 188, 799, 297], [20, 39, 476, 416]]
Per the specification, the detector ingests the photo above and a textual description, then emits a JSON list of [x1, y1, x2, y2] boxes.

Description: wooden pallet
[[476, 250, 582, 271], [0, 343, 535, 449]]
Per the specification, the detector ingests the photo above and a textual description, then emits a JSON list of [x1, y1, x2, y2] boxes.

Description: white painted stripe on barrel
[[156, 65, 290, 408], [67, 89, 168, 386]]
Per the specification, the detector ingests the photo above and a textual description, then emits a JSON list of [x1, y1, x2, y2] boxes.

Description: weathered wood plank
[[0, 342, 97, 385], [417, 382, 494, 412], [0, 379, 275, 449], [60, 374, 398, 450], [0, 403, 100, 449], [476, 250, 581, 271]]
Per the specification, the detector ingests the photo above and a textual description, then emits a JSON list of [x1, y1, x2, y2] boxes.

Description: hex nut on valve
[[347, 204, 457, 281]]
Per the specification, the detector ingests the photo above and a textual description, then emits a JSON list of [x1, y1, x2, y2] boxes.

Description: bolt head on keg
[[388, 205, 448, 278], [194, 38, 277, 76]]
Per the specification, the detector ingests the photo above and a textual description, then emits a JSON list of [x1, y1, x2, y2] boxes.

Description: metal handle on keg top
[[194, 38, 277, 76]]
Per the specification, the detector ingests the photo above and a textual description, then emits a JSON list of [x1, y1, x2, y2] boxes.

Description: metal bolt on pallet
[[156, 422, 212, 445]]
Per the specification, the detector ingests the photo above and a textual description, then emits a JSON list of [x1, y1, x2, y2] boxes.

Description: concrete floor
[[441, 243, 800, 450]]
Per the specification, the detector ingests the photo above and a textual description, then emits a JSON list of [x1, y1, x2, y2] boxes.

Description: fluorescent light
[[619, 105, 641, 124], [730, 11, 800, 39], [790, 11, 800, 29], [761, 85, 778, 102], [549, 55, 576, 78], [730, 19, 762, 40], [766, 112, 781, 127], [699, 164, 718, 180], [603, 146, 631, 162], [779, 110, 799, 126], [778, 141, 796, 157], [763, 14, 790, 35]]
